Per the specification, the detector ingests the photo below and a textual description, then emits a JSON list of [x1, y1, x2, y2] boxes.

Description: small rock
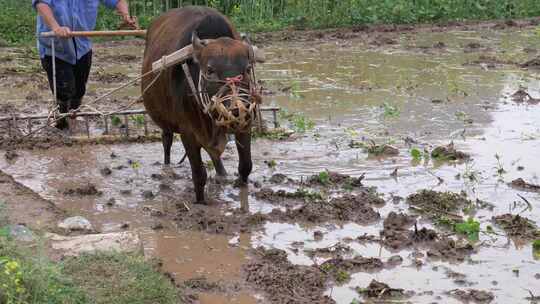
[[58, 216, 93, 232], [151, 173, 163, 180], [120, 223, 130, 229], [106, 198, 116, 206], [110, 152, 117, 158], [387, 255, 403, 266], [535, 273, 540, 280], [253, 181, 262, 188], [47, 231, 141, 257], [120, 189, 132, 195], [142, 190, 155, 199], [158, 183, 171, 191], [4, 150, 19, 161], [151, 222, 164, 230], [431, 99, 444, 104], [150, 209, 163, 217], [100, 167, 112, 176], [313, 230, 324, 240], [9, 225, 35, 242]]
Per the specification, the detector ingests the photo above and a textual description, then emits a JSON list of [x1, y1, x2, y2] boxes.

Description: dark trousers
[[40, 51, 92, 128]]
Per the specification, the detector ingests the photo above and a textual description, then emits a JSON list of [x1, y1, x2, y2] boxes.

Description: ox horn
[[241, 33, 266, 63]]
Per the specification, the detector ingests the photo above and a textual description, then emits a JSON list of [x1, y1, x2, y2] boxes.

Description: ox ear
[[191, 31, 207, 63]]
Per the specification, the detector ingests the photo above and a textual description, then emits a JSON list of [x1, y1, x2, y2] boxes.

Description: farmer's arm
[[102, 0, 137, 28], [34, 2, 71, 37]]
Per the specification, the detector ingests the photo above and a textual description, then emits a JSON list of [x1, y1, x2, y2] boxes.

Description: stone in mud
[[4, 150, 18, 161], [356, 279, 410, 299], [244, 247, 334, 304], [142, 190, 155, 199], [269, 173, 288, 184], [509, 178, 540, 192], [106, 198, 116, 206], [151, 222, 164, 230], [367, 144, 399, 156], [100, 167, 112, 176], [62, 184, 102, 196], [386, 255, 403, 266], [513, 89, 540, 104], [8, 225, 35, 242], [431, 142, 470, 160], [314, 230, 324, 241], [492, 214, 540, 240], [448, 289, 494, 303], [58, 216, 93, 232], [47, 231, 141, 257], [307, 171, 365, 187]]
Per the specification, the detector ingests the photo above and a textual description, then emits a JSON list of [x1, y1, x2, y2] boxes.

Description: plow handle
[[40, 30, 147, 38]]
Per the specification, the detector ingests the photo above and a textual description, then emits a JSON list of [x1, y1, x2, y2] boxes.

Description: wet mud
[[1, 18, 540, 304]]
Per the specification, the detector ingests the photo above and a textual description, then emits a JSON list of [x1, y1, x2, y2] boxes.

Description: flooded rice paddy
[[1, 21, 540, 303]]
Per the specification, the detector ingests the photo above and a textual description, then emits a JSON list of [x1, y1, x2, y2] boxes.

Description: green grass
[[454, 218, 480, 241], [5, 0, 540, 46], [0, 236, 88, 304], [63, 252, 180, 304]]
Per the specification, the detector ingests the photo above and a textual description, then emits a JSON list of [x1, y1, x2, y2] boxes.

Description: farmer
[[32, 0, 137, 130]]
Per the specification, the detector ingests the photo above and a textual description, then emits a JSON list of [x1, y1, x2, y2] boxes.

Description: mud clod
[[426, 237, 475, 262], [142, 190, 155, 199], [510, 178, 540, 192], [356, 279, 410, 299], [275, 193, 382, 224], [244, 248, 334, 304], [100, 167, 112, 176], [511, 89, 540, 103], [307, 171, 365, 188], [492, 214, 540, 240], [448, 289, 494, 303], [320, 256, 384, 274], [407, 189, 471, 219], [431, 142, 470, 160], [62, 184, 102, 196]]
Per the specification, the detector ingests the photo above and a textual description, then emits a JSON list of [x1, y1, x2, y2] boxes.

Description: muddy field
[[1, 19, 540, 303]]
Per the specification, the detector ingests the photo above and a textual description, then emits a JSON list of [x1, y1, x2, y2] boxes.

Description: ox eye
[[207, 66, 216, 76]]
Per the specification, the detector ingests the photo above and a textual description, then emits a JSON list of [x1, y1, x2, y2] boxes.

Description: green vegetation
[[381, 102, 400, 118], [279, 110, 315, 133], [130, 114, 146, 127], [454, 217, 481, 241], [316, 170, 331, 186], [4, 0, 540, 46], [111, 115, 122, 127], [0, 204, 181, 304], [410, 147, 423, 161], [63, 253, 180, 304]]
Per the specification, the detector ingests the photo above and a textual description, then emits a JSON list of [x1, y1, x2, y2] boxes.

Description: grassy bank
[[0, 203, 181, 304], [2, 0, 540, 46]]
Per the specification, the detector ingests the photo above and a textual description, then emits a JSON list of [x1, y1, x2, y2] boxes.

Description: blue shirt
[[33, 0, 119, 64]]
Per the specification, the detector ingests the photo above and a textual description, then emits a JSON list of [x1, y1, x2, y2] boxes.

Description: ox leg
[[211, 156, 227, 177], [162, 130, 173, 165], [235, 132, 253, 185], [181, 134, 207, 204]]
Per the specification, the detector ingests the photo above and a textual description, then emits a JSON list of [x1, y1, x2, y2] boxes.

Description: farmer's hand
[[119, 14, 139, 30], [52, 26, 71, 38]]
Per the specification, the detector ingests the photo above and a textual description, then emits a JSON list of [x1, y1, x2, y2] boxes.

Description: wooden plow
[[0, 30, 278, 142], [0, 107, 280, 140]]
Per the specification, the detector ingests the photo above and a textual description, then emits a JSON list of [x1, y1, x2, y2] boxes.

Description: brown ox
[[142, 6, 257, 204]]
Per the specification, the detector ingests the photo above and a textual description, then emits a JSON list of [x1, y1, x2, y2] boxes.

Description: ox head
[[190, 31, 262, 132]]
